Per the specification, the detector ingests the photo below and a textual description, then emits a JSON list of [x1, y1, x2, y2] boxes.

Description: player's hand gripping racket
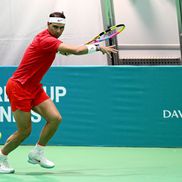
[[86, 24, 125, 45]]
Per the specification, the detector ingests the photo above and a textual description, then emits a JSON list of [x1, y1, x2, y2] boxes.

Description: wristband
[[86, 44, 101, 54], [85, 44, 97, 54]]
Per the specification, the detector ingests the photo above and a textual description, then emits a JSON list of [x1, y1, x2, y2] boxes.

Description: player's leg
[[33, 98, 62, 145], [2, 110, 32, 154], [3, 78, 32, 154], [0, 110, 31, 173], [28, 98, 62, 168]]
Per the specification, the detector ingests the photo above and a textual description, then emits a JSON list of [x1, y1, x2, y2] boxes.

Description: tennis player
[[0, 12, 117, 173]]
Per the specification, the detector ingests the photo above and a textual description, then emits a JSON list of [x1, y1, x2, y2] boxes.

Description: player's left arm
[[57, 43, 118, 57], [58, 43, 88, 55]]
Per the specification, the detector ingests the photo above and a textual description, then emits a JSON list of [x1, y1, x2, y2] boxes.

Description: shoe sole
[[28, 159, 55, 169], [0, 169, 15, 174]]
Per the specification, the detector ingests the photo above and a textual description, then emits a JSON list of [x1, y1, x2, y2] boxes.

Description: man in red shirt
[[0, 12, 117, 173]]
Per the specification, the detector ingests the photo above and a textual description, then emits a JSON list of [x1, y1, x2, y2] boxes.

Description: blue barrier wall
[[0, 66, 182, 147]]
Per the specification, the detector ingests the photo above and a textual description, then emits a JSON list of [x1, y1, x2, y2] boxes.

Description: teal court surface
[[0, 146, 182, 182]]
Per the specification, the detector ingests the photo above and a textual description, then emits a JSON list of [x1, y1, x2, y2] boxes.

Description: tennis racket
[[86, 24, 125, 45]]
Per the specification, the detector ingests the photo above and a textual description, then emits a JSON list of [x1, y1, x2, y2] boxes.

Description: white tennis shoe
[[28, 150, 55, 168], [0, 155, 15, 174]]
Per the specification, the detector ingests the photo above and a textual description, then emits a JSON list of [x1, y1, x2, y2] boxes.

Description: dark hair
[[49, 12, 66, 19]]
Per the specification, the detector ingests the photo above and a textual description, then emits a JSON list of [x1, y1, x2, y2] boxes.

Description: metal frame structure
[[100, 0, 120, 65], [101, 0, 182, 65]]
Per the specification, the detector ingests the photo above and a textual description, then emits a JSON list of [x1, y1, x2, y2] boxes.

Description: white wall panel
[[0, 0, 107, 65], [113, 0, 181, 58]]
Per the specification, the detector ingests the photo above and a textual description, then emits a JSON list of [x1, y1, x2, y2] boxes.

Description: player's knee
[[55, 114, 62, 124], [26, 127, 32, 136], [51, 114, 62, 124], [19, 127, 32, 139]]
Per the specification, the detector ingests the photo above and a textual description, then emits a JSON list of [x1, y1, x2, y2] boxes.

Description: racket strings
[[86, 24, 125, 44], [99, 27, 119, 40]]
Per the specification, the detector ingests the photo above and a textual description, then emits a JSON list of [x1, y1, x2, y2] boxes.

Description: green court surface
[[0, 146, 182, 182]]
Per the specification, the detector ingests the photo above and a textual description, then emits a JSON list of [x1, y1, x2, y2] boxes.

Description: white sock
[[0, 150, 7, 159], [34, 143, 45, 152]]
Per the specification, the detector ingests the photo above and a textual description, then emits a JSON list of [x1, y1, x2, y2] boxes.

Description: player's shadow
[[23, 171, 83, 176], [16, 170, 84, 176], [16, 167, 150, 177]]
